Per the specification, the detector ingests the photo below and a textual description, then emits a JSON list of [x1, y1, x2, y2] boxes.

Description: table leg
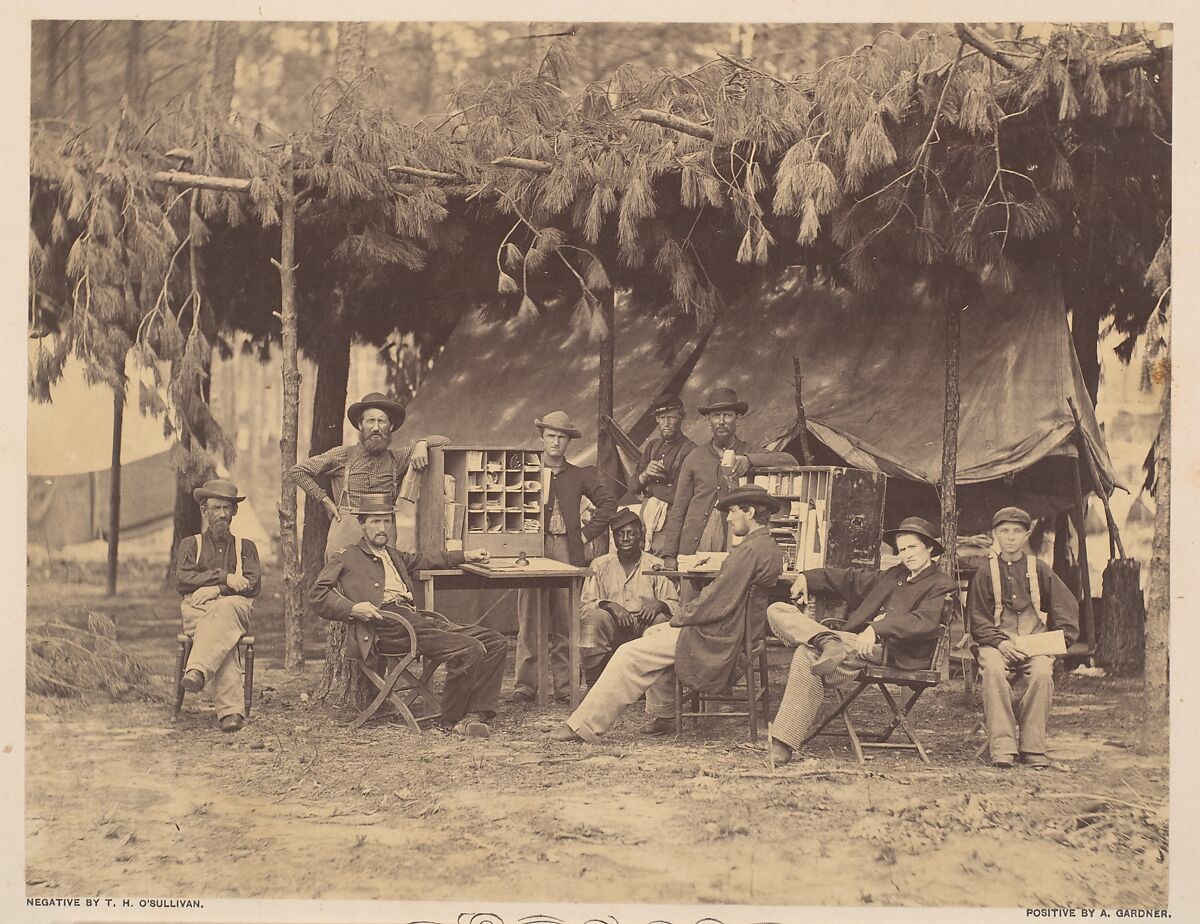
[[568, 576, 581, 708], [422, 577, 435, 612], [536, 585, 551, 707]]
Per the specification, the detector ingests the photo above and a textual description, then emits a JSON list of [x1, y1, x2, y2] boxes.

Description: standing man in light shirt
[[289, 391, 449, 560], [578, 508, 680, 685], [656, 387, 796, 569], [509, 411, 617, 704]]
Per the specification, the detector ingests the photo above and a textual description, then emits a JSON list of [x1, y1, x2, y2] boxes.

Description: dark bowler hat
[[347, 392, 406, 429], [609, 508, 644, 534], [698, 386, 749, 416], [193, 478, 245, 504], [650, 392, 685, 415], [349, 494, 396, 516], [882, 517, 945, 557], [992, 506, 1033, 529], [534, 410, 583, 439], [715, 484, 786, 514]]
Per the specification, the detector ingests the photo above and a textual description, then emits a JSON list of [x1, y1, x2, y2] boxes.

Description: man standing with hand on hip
[[175, 479, 261, 732]]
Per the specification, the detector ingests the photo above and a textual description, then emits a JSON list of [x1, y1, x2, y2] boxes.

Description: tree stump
[[320, 621, 371, 711], [1097, 558, 1145, 675]]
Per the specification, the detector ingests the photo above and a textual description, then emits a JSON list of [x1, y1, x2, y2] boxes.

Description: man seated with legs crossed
[[969, 506, 1079, 769], [765, 516, 958, 765], [176, 479, 261, 732], [309, 495, 506, 738], [579, 509, 681, 688], [547, 485, 784, 743]]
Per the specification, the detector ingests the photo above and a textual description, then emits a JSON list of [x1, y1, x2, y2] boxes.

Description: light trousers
[[977, 645, 1055, 758], [766, 602, 883, 750], [567, 623, 680, 742], [180, 594, 253, 719]]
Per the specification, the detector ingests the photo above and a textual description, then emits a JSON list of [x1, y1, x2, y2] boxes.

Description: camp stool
[[172, 634, 255, 721]]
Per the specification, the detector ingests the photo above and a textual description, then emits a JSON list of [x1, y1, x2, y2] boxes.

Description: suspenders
[[988, 553, 1041, 626], [192, 533, 243, 577]]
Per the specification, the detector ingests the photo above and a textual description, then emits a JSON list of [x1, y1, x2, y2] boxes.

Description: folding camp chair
[[345, 612, 441, 732], [673, 611, 772, 743], [800, 595, 956, 765], [172, 633, 255, 720]]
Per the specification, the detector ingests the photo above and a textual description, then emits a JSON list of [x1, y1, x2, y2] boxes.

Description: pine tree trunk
[[1097, 558, 1145, 675], [74, 22, 89, 123], [335, 22, 367, 83], [43, 22, 62, 116], [939, 297, 961, 576], [105, 370, 125, 596], [301, 326, 351, 587], [1064, 265, 1101, 404], [125, 21, 144, 112], [278, 149, 305, 673], [204, 22, 240, 115], [597, 289, 618, 485], [1140, 393, 1169, 754]]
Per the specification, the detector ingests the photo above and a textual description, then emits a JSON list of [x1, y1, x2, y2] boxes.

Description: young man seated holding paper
[[968, 506, 1079, 769]]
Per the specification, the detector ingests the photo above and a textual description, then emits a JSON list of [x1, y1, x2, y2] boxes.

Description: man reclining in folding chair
[[764, 516, 958, 765], [968, 506, 1079, 769], [309, 495, 506, 738], [176, 479, 261, 733], [545, 485, 784, 743]]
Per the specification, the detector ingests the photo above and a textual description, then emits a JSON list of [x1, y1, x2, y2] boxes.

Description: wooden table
[[416, 562, 590, 708]]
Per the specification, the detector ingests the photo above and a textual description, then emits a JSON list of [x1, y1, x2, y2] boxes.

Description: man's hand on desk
[[463, 549, 490, 563], [789, 573, 808, 604]]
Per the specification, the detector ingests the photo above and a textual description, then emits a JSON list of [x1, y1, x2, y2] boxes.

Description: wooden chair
[[673, 622, 772, 743], [345, 612, 441, 732], [801, 596, 956, 765], [172, 634, 255, 720]]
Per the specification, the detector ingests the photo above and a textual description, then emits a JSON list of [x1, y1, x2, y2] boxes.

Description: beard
[[209, 519, 231, 540], [359, 429, 392, 456]]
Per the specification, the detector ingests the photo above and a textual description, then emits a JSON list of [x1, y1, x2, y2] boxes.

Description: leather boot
[[810, 633, 849, 677]]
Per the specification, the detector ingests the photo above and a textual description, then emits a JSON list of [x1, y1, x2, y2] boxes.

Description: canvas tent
[[401, 265, 1115, 536]]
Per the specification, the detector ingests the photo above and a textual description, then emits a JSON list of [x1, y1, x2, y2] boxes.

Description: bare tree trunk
[[43, 21, 63, 116], [105, 361, 125, 597], [939, 297, 961, 576], [335, 22, 367, 83], [204, 21, 240, 115], [74, 22, 90, 123], [278, 147, 305, 673], [1140, 391, 1169, 754], [124, 21, 144, 112]]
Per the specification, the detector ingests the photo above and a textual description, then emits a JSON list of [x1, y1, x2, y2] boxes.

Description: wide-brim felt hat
[[698, 387, 749, 416], [882, 516, 945, 557], [650, 392, 685, 414], [715, 484, 786, 514], [609, 508, 644, 534], [193, 479, 245, 504], [347, 493, 396, 516], [992, 506, 1033, 529], [347, 392, 406, 429], [535, 410, 582, 439]]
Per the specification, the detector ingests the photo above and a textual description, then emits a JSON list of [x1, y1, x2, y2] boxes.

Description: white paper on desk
[[678, 552, 728, 572], [1013, 629, 1067, 656]]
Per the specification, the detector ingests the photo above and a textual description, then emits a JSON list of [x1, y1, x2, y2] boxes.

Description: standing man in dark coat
[[631, 392, 696, 550], [968, 506, 1079, 769], [309, 496, 505, 738], [656, 387, 796, 568], [510, 411, 618, 703], [546, 485, 784, 742], [763, 516, 958, 765]]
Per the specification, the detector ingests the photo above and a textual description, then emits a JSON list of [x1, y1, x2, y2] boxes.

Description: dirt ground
[[25, 569, 1169, 908]]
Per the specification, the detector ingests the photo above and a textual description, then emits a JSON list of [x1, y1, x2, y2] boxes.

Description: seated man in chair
[[579, 508, 681, 687], [968, 506, 1079, 769], [547, 485, 783, 743], [309, 495, 505, 738], [764, 516, 958, 765], [175, 479, 261, 732]]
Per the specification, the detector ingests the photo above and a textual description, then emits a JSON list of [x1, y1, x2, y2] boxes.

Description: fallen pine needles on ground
[[27, 613, 158, 703]]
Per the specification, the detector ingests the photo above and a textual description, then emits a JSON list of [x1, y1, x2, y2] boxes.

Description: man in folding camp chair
[[175, 479, 261, 732], [546, 485, 784, 743], [309, 495, 506, 738], [968, 506, 1079, 769], [763, 516, 958, 765]]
